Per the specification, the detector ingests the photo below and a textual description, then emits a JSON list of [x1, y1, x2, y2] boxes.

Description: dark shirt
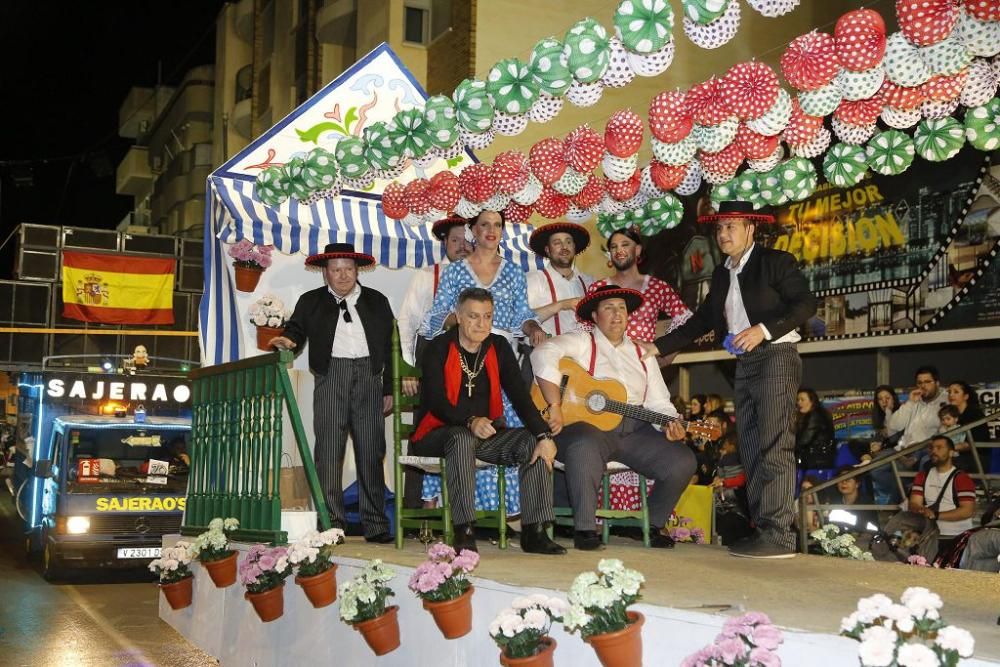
[[958, 404, 990, 444], [420, 329, 548, 437], [795, 409, 836, 468]]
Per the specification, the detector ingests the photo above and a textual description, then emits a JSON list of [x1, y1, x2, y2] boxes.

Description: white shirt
[[531, 327, 678, 430], [329, 284, 370, 359], [525, 265, 593, 337], [397, 263, 446, 365], [921, 466, 974, 535], [888, 390, 946, 448], [725, 244, 800, 344]]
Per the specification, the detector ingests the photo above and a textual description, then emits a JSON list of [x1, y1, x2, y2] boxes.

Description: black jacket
[[282, 284, 394, 395], [655, 245, 816, 356], [796, 409, 835, 468]]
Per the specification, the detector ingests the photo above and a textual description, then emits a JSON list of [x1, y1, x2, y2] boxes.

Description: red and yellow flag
[[62, 251, 176, 325]]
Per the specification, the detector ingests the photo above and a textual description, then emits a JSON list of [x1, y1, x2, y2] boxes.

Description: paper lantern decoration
[[335, 136, 369, 180], [528, 93, 565, 124], [746, 0, 800, 19], [964, 0, 1000, 21], [919, 36, 974, 76], [822, 142, 868, 188], [693, 116, 739, 153], [402, 179, 432, 215], [503, 200, 534, 224], [605, 110, 645, 157], [782, 98, 824, 146], [683, 0, 741, 49], [885, 32, 934, 87], [626, 39, 676, 76], [832, 117, 878, 144], [880, 80, 927, 110], [487, 58, 538, 115], [255, 166, 289, 207], [881, 106, 924, 128], [921, 97, 962, 118], [427, 171, 461, 212], [423, 96, 458, 150], [735, 171, 765, 209], [682, 0, 728, 24], [433, 141, 465, 161], [923, 71, 970, 101], [757, 167, 789, 206], [564, 125, 606, 173], [574, 175, 608, 209], [649, 90, 693, 142], [565, 80, 605, 107], [530, 189, 568, 219], [797, 81, 843, 117], [644, 193, 684, 233], [603, 37, 638, 89], [389, 108, 432, 158], [836, 66, 886, 101], [605, 170, 642, 200], [512, 173, 544, 206], [748, 143, 786, 171], [649, 161, 689, 190], [650, 136, 698, 168], [563, 17, 611, 83], [453, 79, 495, 133], [483, 192, 511, 215], [745, 88, 793, 136], [492, 150, 530, 195], [699, 142, 745, 176], [686, 77, 733, 126], [492, 111, 530, 137], [914, 116, 966, 160], [301, 147, 340, 191], [835, 9, 887, 72], [781, 31, 840, 91], [835, 97, 884, 126], [719, 61, 781, 120], [964, 97, 1000, 150], [896, 0, 960, 46], [960, 58, 1000, 107], [779, 157, 819, 201], [614, 0, 674, 53], [458, 163, 496, 204], [566, 204, 593, 223], [362, 122, 399, 171], [675, 159, 704, 195], [529, 138, 568, 185], [529, 38, 573, 98], [603, 153, 640, 182], [866, 129, 916, 175], [789, 125, 832, 158], [736, 124, 780, 159], [381, 182, 408, 219], [344, 171, 376, 191], [953, 8, 1000, 57], [710, 178, 737, 206], [638, 165, 662, 197], [458, 126, 496, 151], [551, 167, 589, 196]]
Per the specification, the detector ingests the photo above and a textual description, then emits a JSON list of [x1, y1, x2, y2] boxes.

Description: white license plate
[[117, 547, 161, 559]]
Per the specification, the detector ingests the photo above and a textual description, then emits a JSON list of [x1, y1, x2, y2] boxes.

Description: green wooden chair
[[391, 323, 509, 549], [551, 461, 651, 547]]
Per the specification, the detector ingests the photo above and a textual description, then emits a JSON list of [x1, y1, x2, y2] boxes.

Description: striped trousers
[[734, 343, 802, 550], [313, 357, 390, 538], [412, 426, 554, 527]]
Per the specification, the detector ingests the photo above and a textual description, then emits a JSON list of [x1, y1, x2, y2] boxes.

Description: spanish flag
[[62, 251, 175, 325]]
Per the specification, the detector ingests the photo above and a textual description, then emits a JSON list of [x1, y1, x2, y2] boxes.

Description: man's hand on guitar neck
[[664, 421, 686, 442], [543, 404, 564, 436]]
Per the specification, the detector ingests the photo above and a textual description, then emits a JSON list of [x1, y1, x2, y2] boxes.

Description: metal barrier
[[181, 350, 330, 544], [798, 409, 999, 553]]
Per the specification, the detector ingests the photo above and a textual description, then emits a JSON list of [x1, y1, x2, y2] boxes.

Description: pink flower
[[741, 612, 772, 626], [717, 637, 748, 663], [258, 554, 277, 571], [672, 527, 692, 541], [427, 543, 456, 562], [691, 527, 706, 544], [452, 550, 479, 573], [749, 646, 782, 667], [751, 624, 783, 651]]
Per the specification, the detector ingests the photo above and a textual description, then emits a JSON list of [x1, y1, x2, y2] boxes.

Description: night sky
[[0, 1, 225, 276]]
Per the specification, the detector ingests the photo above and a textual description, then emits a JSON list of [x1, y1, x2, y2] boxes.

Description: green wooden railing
[[181, 350, 330, 544]]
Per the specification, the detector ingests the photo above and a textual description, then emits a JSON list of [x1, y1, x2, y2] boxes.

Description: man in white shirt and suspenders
[[525, 222, 594, 337]]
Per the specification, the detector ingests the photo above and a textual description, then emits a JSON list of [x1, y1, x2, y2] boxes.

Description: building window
[[404, 4, 429, 44]]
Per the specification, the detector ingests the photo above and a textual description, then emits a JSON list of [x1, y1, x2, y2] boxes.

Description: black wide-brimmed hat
[[576, 285, 644, 323], [697, 200, 775, 225], [430, 214, 468, 240], [529, 222, 591, 257], [305, 242, 376, 270]]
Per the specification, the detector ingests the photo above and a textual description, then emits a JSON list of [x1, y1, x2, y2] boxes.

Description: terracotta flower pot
[[234, 263, 264, 292], [245, 583, 285, 623], [296, 564, 338, 608], [159, 576, 193, 610], [202, 551, 238, 588], [585, 611, 645, 667], [501, 636, 557, 667], [355, 605, 401, 656], [422, 585, 474, 639], [256, 325, 284, 352]]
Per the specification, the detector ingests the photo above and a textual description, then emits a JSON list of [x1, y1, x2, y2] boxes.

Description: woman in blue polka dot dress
[[418, 209, 549, 518]]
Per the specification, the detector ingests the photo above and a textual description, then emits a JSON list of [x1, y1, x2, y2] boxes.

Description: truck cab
[[35, 415, 190, 579]]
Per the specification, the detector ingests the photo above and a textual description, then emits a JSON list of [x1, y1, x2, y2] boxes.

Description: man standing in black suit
[[643, 201, 816, 559], [269, 242, 395, 543]]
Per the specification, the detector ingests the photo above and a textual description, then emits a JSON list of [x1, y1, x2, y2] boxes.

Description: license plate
[[117, 547, 161, 559]]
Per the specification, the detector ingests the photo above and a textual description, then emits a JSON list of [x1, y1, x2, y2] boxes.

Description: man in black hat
[[269, 243, 396, 543], [642, 201, 816, 559], [532, 285, 695, 551], [525, 223, 594, 337]]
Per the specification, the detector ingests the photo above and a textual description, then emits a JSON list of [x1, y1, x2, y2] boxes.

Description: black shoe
[[649, 533, 676, 549], [573, 530, 604, 551], [726, 532, 760, 551], [520, 523, 567, 555], [453, 523, 478, 553], [364, 532, 394, 544], [729, 537, 796, 559]]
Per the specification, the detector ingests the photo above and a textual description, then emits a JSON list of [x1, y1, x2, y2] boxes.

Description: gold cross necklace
[[458, 344, 487, 398]]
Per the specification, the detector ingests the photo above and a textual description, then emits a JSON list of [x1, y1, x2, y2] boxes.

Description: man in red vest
[[411, 287, 566, 555]]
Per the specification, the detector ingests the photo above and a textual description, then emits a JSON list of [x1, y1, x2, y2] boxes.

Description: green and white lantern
[[614, 0, 674, 54], [487, 58, 538, 115], [914, 117, 966, 162], [563, 17, 611, 83], [866, 130, 915, 175]]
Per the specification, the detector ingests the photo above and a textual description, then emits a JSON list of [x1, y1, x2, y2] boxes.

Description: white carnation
[[935, 626, 975, 657], [253, 312, 268, 326], [523, 609, 548, 630], [858, 626, 898, 667], [900, 587, 943, 620], [896, 643, 937, 667], [885, 604, 915, 634], [858, 593, 894, 623]]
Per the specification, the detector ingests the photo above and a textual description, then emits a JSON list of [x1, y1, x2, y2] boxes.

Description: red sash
[[412, 341, 503, 441]]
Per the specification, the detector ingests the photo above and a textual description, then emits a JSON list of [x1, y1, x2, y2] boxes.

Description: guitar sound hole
[[586, 392, 607, 413]]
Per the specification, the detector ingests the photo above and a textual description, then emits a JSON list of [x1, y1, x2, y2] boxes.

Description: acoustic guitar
[[530, 358, 722, 440]]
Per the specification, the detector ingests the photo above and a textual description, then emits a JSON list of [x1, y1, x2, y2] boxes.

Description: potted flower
[[340, 559, 400, 656], [841, 587, 976, 667], [408, 542, 480, 639], [562, 559, 645, 667], [149, 540, 195, 610], [248, 294, 293, 352], [810, 524, 875, 561], [239, 544, 292, 622], [288, 528, 345, 608], [490, 594, 568, 667], [191, 517, 240, 588], [228, 239, 274, 292], [681, 612, 784, 666]]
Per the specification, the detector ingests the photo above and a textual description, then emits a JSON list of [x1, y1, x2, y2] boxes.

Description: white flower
[[597, 558, 625, 575], [500, 613, 525, 638], [900, 587, 943, 620], [858, 626, 898, 667], [857, 594, 894, 623], [570, 571, 599, 598], [223, 517, 239, 531], [275, 556, 289, 573], [253, 312, 268, 326], [208, 518, 224, 530], [511, 596, 534, 610], [523, 609, 548, 630], [896, 643, 937, 667], [544, 597, 568, 617], [935, 626, 975, 657], [488, 618, 503, 638], [885, 604, 915, 634], [562, 604, 591, 632], [840, 611, 863, 633]]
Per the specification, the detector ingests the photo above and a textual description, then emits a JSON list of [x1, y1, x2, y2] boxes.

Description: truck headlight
[[66, 516, 90, 534]]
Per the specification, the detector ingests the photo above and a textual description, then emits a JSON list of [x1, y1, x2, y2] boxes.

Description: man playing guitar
[[531, 285, 696, 551]]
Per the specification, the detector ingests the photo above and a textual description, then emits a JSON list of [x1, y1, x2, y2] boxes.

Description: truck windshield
[[64, 427, 190, 493]]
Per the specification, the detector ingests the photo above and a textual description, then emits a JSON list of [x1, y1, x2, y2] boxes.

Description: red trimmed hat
[[576, 284, 644, 323], [528, 222, 591, 256], [697, 199, 775, 224], [305, 242, 376, 269], [431, 214, 469, 240]]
